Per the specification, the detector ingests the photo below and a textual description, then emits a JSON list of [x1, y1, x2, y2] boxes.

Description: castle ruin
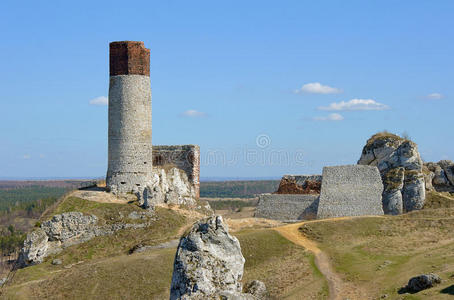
[[255, 165, 384, 221], [106, 41, 200, 205]]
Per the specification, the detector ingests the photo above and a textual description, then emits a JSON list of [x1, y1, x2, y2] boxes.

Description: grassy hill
[[299, 192, 454, 299], [3, 190, 454, 299], [1, 194, 325, 299]]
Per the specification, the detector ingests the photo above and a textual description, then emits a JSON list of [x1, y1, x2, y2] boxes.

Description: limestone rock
[[424, 160, 454, 192], [42, 212, 98, 243], [439, 160, 454, 185], [405, 273, 441, 293], [422, 165, 435, 191], [358, 133, 425, 214], [145, 167, 197, 206], [381, 167, 404, 215], [18, 229, 49, 266], [18, 211, 155, 268], [244, 280, 267, 299], [170, 216, 250, 300]]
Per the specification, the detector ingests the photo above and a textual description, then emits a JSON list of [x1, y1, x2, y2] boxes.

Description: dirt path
[[275, 219, 369, 300]]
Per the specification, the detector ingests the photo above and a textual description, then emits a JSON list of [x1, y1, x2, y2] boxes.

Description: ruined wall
[[275, 175, 322, 194], [254, 194, 319, 221], [317, 165, 384, 219], [152, 145, 200, 201], [106, 41, 153, 194]]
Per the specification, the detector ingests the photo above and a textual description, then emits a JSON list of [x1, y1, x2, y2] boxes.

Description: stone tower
[[106, 41, 153, 193]]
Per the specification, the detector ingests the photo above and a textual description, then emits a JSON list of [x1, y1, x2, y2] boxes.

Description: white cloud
[[313, 113, 345, 121], [89, 96, 108, 106], [426, 93, 444, 100], [295, 82, 342, 94], [23, 154, 31, 159], [180, 109, 207, 118], [318, 99, 390, 111]]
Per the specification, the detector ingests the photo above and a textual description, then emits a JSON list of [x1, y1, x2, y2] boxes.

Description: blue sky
[[1, 0, 453, 179]]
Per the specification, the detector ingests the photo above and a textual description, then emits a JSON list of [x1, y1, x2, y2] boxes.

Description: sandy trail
[[274, 218, 375, 300]]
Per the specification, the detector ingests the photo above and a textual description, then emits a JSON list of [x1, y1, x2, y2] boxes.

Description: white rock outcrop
[[358, 133, 425, 214], [18, 211, 154, 267], [170, 216, 261, 300], [424, 160, 454, 192], [138, 167, 197, 207]]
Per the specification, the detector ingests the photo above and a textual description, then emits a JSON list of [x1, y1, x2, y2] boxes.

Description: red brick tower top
[[109, 41, 150, 76]]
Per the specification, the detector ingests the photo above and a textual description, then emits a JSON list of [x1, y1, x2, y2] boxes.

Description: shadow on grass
[[440, 285, 454, 295], [398, 287, 415, 294]]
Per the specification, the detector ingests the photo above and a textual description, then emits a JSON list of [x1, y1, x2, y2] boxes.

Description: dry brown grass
[[300, 208, 454, 299]]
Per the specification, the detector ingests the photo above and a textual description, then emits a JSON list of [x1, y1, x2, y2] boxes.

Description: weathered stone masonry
[[255, 194, 319, 221], [106, 41, 200, 203], [255, 165, 384, 221], [152, 145, 200, 198], [107, 41, 153, 194]]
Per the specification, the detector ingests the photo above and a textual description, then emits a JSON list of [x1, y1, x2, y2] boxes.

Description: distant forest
[[200, 180, 280, 198], [0, 186, 69, 215]]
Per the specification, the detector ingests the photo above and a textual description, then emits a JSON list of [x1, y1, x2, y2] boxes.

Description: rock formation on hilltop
[[358, 132, 425, 215], [424, 160, 454, 192], [18, 211, 155, 267], [170, 216, 265, 299]]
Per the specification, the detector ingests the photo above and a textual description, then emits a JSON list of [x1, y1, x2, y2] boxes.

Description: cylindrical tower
[[106, 41, 152, 193]]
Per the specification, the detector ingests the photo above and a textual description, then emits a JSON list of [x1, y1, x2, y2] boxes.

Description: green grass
[[5, 200, 187, 300], [299, 209, 454, 299], [4, 225, 326, 300], [4, 248, 177, 300], [43, 196, 147, 225], [235, 229, 328, 299], [424, 191, 454, 209]]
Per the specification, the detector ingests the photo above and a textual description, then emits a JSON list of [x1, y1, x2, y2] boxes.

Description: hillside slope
[[1, 193, 326, 299]]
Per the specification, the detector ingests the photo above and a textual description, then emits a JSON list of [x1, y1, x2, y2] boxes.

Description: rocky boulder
[[170, 216, 263, 300], [358, 132, 425, 214], [404, 273, 441, 293], [244, 280, 267, 299], [18, 211, 154, 267], [137, 167, 198, 208], [42, 212, 98, 243], [424, 160, 454, 192], [18, 229, 49, 266]]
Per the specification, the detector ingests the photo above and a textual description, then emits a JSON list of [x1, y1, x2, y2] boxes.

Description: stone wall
[[152, 145, 200, 199], [276, 175, 322, 194], [317, 165, 384, 219], [254, 194, 319, 221]]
